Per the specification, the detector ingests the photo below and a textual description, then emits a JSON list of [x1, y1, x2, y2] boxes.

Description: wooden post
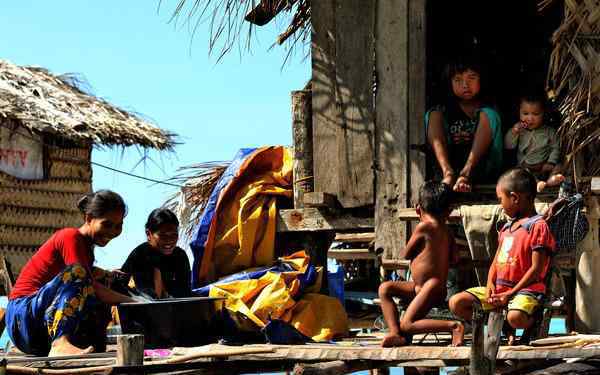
[[469, 304, 492, 375], [575, 196, 600, 332], [292, 90, 314, 209], [485, 310, 504, 373], [375, 0, 409, 262], [116, 334, 144, 367]]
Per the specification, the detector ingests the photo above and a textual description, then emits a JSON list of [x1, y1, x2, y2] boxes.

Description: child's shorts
[[465, 287, 542, 315]]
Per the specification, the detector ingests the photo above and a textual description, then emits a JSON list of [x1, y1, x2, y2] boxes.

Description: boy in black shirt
[[121, 208, 191, 298]]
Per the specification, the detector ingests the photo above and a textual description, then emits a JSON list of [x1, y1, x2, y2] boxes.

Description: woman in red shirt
[[6, 190, 135, 356]]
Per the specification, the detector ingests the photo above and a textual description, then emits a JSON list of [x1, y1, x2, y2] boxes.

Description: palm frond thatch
[[165, 161, 230, 242], [0, 59, 177, 150], [543, 0, 600, 176], [163, 0, 311, 61]]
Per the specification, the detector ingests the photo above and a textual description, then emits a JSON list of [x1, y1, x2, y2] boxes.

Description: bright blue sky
[[1, 2, 309, 268]]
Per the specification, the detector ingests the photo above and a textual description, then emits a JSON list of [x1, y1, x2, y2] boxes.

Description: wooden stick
[[116, 335, 143, 367], [485, 310, 504, 374], [6, 364, 113, 374], [292, 90, 314, 209], [470, 303, 492, 375], [161, 347, 275, 364]]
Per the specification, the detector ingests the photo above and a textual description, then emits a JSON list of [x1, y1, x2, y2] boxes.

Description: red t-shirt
[[494, 216, 556, 295], [10, 228, 94, 300]]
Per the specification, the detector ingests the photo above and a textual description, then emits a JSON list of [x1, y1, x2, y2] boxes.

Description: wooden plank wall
[[312, 0, 375, 208], [0, 142, 92, 276], [375, 0, 426, 260]]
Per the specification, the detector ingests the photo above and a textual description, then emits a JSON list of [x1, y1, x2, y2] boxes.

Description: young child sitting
[[504, 92, 564, 192], [449, 168, 556, 344], [379, 181, 464, 347]]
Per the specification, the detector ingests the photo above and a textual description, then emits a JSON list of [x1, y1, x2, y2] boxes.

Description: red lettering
[[17, 150, 28, 167], [0, 148, 29, 168]]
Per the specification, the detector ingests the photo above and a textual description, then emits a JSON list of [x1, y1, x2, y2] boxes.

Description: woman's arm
[[93, 281, 134, 305]]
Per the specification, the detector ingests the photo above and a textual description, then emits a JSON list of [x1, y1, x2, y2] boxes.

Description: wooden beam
[[334, 232, 375, 243], [575, 196, 600, 332], [327, 249, 377, 260], [374, 0, 409, 262], [303, 192, 336, 209], [397, 208, 461, 221], [408, 0, 427, 213], [277, 208, 374, 232], [292, 90, 314, 209], [311, 0, 339, 204], [292, 360, 388, 375], [591, 177, 600, 195], [333, 0, 375, 208]]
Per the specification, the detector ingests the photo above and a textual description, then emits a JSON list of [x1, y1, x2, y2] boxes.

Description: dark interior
[[426, 0, 564, 173]]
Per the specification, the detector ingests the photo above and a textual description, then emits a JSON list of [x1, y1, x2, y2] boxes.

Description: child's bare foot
[[453, 176, 472, 193], [442, 170, 455, 188], [381, 333, 408, 347], [537, 181, 547, 193], [49, 336, 94, 357], [546, 174, 565, 187], [451, 322, 465, 346], [507, 333, 516, 346]]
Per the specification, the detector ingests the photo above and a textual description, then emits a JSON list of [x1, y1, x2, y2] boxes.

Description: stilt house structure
[[0, 59, 175, 290], [258, 0, 600, 334]]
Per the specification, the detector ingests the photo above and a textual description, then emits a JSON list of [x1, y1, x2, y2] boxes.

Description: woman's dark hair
[[77, 190, 127, 218], [145, 208, 179, 233]]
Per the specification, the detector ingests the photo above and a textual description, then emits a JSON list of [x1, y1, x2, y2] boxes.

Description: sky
[[0, 2, 310, 269]]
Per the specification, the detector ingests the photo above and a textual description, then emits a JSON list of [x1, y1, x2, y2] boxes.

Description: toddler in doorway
[[504, 91, 564, 192]]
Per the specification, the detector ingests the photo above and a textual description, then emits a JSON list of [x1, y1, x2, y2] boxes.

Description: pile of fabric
[[189, 146, 348, 343]]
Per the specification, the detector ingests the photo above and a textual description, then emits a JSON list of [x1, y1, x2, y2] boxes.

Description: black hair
[[519, 89, 547, 111], [145, 208, 179, 233], [418, 181, 453, 216], [442, 53, 490, 105], [498, 168, 537, 201], [77, 190, 127, 218]]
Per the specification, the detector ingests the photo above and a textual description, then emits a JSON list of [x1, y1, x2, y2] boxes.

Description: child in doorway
[[504, 92, 564, 192], [425, 56, 504, 192], [379, 181, 464, 347], [449, 168, 557, 344]]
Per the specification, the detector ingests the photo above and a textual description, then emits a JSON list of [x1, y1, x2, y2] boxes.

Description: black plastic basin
[[117, 297, 225, 348]]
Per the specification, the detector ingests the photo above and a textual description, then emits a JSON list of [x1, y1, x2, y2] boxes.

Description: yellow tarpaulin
[[199, 146, 293, 283], [198, 146, 348, 341], [208, 251, 348, 341]]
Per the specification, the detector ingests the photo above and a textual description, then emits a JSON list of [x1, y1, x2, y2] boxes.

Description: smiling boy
[[449, 168, 556, 344]]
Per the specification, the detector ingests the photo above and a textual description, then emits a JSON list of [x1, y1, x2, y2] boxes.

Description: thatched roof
[[167, 0, 310, 60], [0, 59, 176, 150]]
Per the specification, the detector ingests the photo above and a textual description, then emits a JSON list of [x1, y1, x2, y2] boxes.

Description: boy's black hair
[[145, 208, 179, 233], [498, 168, 537, 201], [418, 181, 453, 216], [519, 89, 547, 111]]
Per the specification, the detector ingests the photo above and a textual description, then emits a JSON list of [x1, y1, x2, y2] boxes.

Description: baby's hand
[[512, 122, 526, 135]]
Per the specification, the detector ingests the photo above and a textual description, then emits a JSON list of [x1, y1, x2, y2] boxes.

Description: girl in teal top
[[425, 57, 503, 192]]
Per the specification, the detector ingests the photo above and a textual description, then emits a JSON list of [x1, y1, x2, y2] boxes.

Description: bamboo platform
[[4, 335, 600, 375]]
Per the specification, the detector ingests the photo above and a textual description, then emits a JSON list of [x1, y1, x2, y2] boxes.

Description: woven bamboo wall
[[0, 145, 92, 276]]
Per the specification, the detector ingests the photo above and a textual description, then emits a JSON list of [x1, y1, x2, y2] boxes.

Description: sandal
[[453, 175, 472, 193]]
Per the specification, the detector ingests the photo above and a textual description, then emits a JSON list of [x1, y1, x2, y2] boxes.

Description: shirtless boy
[[379, 181, 464, 347]]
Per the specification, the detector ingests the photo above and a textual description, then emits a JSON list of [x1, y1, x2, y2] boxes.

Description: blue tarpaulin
[[189, 148, 257, 289]]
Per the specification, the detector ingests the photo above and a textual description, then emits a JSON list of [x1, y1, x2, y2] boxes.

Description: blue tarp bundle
[[189, 148, 257, 289]]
